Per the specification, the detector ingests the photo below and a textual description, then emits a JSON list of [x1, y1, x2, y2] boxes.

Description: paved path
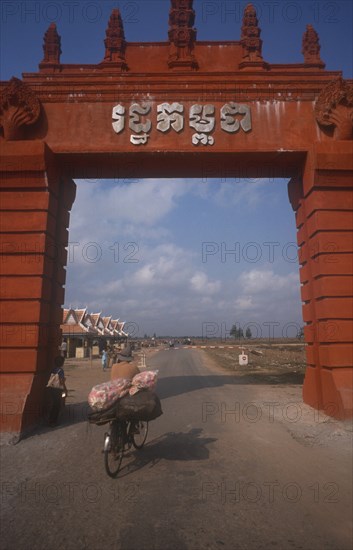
[[1, 349, 352, 550]]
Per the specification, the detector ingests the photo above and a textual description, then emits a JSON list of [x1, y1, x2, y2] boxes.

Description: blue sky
[[67, 179, 301, 338], [1, 1, 352, 337], [1, 1, 352, 78]]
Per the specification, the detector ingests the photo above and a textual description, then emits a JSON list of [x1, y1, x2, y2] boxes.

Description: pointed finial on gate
[[101, 9, 128, 70], [39, 23, 61, 70], [302, 24, 325, 68], [239, 4, 267, 69], [168, 0, 198, 70]]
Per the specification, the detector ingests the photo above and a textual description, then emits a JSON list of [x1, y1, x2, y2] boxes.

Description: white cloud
[[238, 269, 299, 295], [190, 272, 221, 294], [230, 269, 301, 321], [72, 178, 189, 232], [64, 180, 302, 336], [234, 296, 256, 310], [127, 244, 221, 297], [192, 179, 277, 210]]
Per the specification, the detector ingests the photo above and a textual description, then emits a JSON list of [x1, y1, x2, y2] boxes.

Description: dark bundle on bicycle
[[88, 389, 163, 425]]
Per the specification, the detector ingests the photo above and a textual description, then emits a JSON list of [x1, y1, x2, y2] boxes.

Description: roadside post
[[239, 350, 248, 366], [139, 351, 147, 369]]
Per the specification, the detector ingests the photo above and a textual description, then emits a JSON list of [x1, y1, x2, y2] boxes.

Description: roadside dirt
[[204, 343, 306, 385], [201, 346, 353, 452]]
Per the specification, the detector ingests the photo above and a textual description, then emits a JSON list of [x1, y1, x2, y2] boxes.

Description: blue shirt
[[51, 366, 64, 378]]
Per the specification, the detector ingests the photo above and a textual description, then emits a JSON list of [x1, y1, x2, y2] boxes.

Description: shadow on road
[[157, 372, 304, 400], [21, 368, 304, 441], [32, 370, 304, 438], [21, 401, 92, 440], [117, 428, 217, 478]]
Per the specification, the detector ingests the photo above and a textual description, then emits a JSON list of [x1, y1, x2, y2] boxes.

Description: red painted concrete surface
[[0, 4, 352, 438]]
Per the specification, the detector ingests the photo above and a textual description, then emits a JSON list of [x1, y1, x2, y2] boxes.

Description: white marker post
[[139, 351, 147, 369], [239, 349, 248, 366]]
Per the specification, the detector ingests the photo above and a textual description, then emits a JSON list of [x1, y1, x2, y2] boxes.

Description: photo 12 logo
[[1, 481, 140, 505], [1, 2, 140, 24], [123, 322, 140, 338], [202, 241, 298, 264], [201, 479, 340, 504], [67, 241, 139, 264], [201, 321, 303, 340], [200, 1, 341, 25]]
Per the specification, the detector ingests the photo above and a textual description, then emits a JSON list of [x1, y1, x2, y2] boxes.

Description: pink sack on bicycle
[[88, 378, 131, 411], [129, 370, 159, 396]]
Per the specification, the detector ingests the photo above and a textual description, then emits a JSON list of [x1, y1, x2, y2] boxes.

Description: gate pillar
[[289, 142, 353, 419], [0, 141, 76, 441]]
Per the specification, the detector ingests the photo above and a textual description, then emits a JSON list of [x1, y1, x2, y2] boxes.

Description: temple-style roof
[[61, 309, 129, 338]]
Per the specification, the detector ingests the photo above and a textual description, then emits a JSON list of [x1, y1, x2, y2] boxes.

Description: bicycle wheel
[[132, 420, 149, 449], [104, 421, 124, 478]]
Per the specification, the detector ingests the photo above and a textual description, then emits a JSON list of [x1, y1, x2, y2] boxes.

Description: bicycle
[[103, 418, 149, 478]]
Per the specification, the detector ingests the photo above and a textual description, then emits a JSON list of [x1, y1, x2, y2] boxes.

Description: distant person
[[98, 339, 106, 355], [102, 349, 108, 371], [47, 356, 68, 427], [59, 339, 67, 358], [107, 344, 117, 369], [117, 342, 133, 362]]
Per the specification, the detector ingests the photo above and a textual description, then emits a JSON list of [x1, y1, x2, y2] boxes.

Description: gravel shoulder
[[201, 346, 353, 453]]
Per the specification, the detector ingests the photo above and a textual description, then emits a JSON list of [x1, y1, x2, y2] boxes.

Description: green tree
[[245, 327, 252, 339], [230, 324, 244, 339]]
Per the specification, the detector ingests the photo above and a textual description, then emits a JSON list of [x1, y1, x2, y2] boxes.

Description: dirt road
[[1, 348, 352, 550]]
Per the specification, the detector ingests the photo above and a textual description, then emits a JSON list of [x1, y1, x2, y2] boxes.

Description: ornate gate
[[1, 2, 352, 439]]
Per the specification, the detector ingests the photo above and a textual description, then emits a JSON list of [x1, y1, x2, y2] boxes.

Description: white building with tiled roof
[[60, 308, 129, 358]]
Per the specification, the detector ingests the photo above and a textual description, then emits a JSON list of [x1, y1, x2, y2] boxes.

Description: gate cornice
[[1, 4, 351, 151]]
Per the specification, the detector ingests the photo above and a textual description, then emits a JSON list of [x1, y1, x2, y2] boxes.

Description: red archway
[[1, 2, 352, 438]]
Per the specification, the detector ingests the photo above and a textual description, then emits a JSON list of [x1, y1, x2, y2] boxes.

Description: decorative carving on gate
[[302, 25, 325, 68], [168, 0, 198, 70], [0, 77, 41, 140], [101, 9, 128, 70], [112, 101, 252, 146], [39, 23, 62, 70], [221, 103, 252, 133], [129, 103, 152, 145], [240, 4, 266, 69], [157, 103, 184, 133], [315, 78, 353, 140], [189, 104, 215, 145], [112, 104, 126, 134]]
